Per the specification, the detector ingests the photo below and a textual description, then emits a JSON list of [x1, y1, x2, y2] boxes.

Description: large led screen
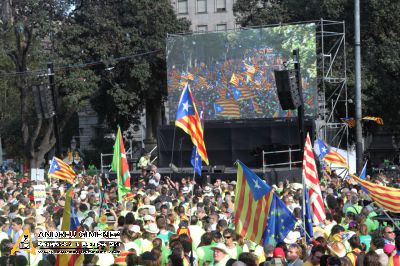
[[166, 23, 317, 121]]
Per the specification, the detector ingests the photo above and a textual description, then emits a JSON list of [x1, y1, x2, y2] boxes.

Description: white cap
[[144, 215, 155, 221]]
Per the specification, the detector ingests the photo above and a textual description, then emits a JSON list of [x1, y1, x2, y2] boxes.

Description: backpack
[[352, 250, 365, 266]]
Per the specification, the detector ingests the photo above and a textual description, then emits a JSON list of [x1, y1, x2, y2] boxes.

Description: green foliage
[[0, 0, 188, 163], [233, 0, 400, 131], [59, 0, 190, 129]]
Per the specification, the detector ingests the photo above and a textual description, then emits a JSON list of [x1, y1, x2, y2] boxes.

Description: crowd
[[0, 163, 399, 266], [167, 46, 316, 121]]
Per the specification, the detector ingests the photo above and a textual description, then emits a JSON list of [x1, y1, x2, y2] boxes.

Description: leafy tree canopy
[[59, 0, 190, 129], [234, 0, 400, 131]]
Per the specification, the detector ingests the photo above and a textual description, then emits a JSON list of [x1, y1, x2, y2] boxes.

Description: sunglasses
[[224, 235, 232, 239], [385, 231, 394, 234]]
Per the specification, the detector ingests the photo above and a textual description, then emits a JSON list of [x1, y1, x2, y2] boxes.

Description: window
[[178, 0, 188, 14], [215, 0, 226, 12], [197, 25, 208, 32], [197, 0, 207, 13], [216, 24, 227, 31]]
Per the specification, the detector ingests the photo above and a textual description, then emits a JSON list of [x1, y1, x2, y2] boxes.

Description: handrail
[[262, 148, 302, 173]]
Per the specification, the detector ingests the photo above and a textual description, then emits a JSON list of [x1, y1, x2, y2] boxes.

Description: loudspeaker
[[32, 84, 55, 119], [274, 70, 301, 110]]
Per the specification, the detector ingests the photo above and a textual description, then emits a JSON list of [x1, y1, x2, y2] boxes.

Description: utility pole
[[48, 63, 62, 157], [354, 0, 363, 173]]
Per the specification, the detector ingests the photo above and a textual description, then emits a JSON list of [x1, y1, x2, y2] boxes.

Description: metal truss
[[315, 19, 349, 149]]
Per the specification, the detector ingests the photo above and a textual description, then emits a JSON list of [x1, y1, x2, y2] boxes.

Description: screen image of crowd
[[0, 161, 399, 266], [167, 23, 318, 122]]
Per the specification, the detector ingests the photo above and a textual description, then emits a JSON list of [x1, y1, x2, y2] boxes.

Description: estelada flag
[[175, 84, 209, 165], [48, 157, 76, 184]]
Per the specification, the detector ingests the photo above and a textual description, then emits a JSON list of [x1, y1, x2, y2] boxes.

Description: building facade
[[170, 0, 237, 32]]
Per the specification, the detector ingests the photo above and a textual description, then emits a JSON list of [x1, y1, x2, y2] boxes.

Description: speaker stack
[[274, 70, 301, 110]]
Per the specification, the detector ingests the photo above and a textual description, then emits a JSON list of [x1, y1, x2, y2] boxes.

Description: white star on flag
[[254, 179, 261, 189], [182, 101, 191, 112]]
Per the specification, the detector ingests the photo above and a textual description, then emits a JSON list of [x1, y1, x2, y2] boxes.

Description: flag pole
[[302, 171, 307, 243], [302, 139, 307, 244], [189, 147, 198, 226]]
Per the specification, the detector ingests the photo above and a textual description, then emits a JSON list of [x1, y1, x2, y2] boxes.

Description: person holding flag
[[111, 126, 131, 202]]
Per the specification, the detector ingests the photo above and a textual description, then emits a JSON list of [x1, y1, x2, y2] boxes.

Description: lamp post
[[354, 0, 363, 173]]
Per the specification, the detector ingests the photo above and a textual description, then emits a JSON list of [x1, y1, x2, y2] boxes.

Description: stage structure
[[160, 20, 349, 177], [315, 20, 349, 145]]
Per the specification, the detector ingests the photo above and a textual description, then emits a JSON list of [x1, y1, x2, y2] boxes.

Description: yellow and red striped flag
[[230, 73, 240, 87], [303, 133, 326, 224], [214, 98, 241, 118], [56, 185, 84, 266], [244, 63, 256, 74], [175, 84, 209, 165], [48, 157, 76, 184], [234, 161, 296, 245], [317, 139, 349, 168], [251, 98, 262, 114], [341, 117, 356, 128], [363, 116, 384, 125], [351, 174, 400, 213]]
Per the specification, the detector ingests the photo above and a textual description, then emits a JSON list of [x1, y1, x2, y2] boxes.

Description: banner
[[33, 185, 46, 204], [31, 168, 45, 182]]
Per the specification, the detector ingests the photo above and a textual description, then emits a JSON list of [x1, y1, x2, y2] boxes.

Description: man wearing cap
[[142, 223, 159, 253], [210, 243, 231, 266], [144, 214, 155, 226]]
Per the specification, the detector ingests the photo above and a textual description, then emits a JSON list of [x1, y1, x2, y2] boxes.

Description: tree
[[0, 0, 98, 167], [233, 0, 400, 131], [59, 0, 190, 138]]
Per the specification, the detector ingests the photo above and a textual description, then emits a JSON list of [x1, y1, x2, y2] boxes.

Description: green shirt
[[359, 234, 371, 251], [161, 245, 171, 266], [157, 230, 173, 245], [196, 244, 215, 266]]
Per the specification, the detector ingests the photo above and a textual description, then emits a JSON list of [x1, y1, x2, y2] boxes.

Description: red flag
[[302, 133, 326, 224]]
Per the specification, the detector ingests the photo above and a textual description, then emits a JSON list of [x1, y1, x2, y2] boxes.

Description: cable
[[0, 49, 160, 79]]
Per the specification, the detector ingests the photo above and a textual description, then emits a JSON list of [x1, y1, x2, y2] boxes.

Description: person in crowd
[[210, 243, 231, 266], [286, 244, 303, 266], [303, 245, 325, 266], [382, 226, 395, 245], [387, 234, 400, 266], [223, 229, 242, 259]]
